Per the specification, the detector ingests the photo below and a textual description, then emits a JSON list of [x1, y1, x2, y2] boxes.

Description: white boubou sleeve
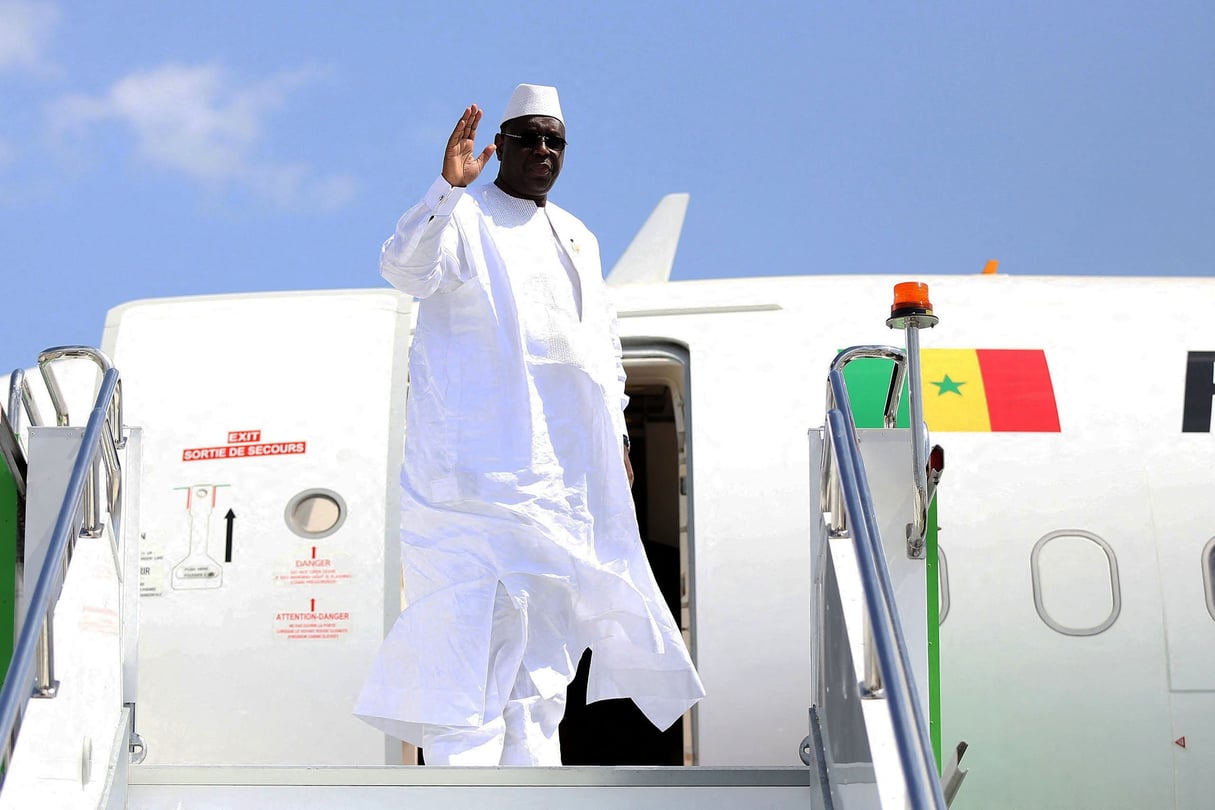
[[380, 177, 469, 299]]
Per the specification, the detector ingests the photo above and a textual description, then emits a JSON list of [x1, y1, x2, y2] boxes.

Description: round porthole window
[[284, 489, 347, 539]]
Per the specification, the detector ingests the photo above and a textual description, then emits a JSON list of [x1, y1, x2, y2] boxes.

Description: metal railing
[[822, 345, 931, 559], [0, 351, 125, 785], [37, 347, 125, 542], [820, 346, 906, 545], [7, 369, 44, 441], [0, 409, 25, 499], [817, 363, 945, 810]]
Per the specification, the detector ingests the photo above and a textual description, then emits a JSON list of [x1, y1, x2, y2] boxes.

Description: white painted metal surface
[[102, 290, 412, 767], [126, 765, 811, 809]]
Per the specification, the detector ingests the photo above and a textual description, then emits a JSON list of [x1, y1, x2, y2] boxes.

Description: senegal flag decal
[[843, 349, 1061, 432], [923, 349, 1059, 432]]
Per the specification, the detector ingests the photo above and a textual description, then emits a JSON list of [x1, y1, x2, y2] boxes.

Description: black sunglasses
[[500, 132, 568, 152]]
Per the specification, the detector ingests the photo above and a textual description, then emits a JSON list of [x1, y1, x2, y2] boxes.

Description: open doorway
[[560, 342, 696, 766]]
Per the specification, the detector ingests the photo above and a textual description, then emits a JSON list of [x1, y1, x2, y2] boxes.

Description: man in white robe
[[355, 84, 704, 766]]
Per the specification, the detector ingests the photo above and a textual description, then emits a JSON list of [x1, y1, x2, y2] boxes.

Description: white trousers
[[420, 583, 570, 766]]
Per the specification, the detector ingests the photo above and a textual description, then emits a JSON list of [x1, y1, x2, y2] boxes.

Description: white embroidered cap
[[501, 84, 563, 125]]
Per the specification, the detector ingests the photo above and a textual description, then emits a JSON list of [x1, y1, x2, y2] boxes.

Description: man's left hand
[[623, 439, 634, 488]]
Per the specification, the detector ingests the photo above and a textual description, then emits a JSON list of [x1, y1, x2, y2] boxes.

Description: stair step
[[128, 765, 811, 809]]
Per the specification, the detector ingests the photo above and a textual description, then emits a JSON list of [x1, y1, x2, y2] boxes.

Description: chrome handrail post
[[112, 378, 125, 449], [101, 430, 122, 515], [82, 457, 101, 538], [809, 429, 824, 711], [861, 612, 884, 699], [6, 371, 22, 436], [19, 377, 43, 430], [820, 380, 845, 538], [905, 324, 929, 558], [33, 614, 58, 699], [36, 358, 70, 427], [884, 360, 909, 429], [101, 433, 124, 580]]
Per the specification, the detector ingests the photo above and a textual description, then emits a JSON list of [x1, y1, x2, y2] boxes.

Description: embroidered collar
[[479, 182, 545, 227]]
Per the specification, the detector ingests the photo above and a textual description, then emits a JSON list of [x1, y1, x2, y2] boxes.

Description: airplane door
[[102, 289, 413, 766], [1146, 431, 1215, 806], [1146, 438, 1215, 690]]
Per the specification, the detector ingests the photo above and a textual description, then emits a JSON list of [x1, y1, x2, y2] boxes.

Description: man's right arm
[[379, 178, 466, 299], [380, 104, 496, 300]]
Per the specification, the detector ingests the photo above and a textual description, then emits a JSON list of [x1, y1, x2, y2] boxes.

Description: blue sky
[[2, 1, 1212, 365]]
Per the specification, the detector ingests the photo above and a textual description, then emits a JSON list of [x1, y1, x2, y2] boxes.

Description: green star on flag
[[932, 375, 966, 396]]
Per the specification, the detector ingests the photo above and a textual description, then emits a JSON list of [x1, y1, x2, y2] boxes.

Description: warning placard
[[274, 546, 353, 586], [183, 428, 307, 462], [227, 430, 262, 444], [274, 600, 351, 641], [140, 550, 168, 597]]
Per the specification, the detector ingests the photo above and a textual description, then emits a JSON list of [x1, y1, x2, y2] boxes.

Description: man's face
[[494, 115, 565, 202]]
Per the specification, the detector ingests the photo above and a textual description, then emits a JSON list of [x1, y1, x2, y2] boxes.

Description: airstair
[[0, 285, 958, 809]]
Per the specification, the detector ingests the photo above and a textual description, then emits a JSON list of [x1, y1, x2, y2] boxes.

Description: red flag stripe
[[975, 349, 1060, 432]]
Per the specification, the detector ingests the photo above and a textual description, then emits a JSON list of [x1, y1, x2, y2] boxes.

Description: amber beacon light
[[884, 279, 938, 559], [887, 281, 939, 330]]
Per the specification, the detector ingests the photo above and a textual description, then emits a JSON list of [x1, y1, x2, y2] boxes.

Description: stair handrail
[[37, 347, 125, 537], [6, 369, 44, 440], [0, 365, 124, 786], [37, 347, 124, 440], [818, 365, 946, 810], [0, 409, 26, 499], [819, 346, 907, 542]]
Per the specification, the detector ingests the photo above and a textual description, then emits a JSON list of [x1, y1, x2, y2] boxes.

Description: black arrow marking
[[224, 509, 236, 562]]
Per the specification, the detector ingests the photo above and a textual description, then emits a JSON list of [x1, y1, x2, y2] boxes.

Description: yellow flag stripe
[[920, 349, 991, 431]]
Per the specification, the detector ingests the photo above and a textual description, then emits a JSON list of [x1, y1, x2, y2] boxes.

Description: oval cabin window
[[1030, 530, 1121, 637], [1204, 537, 1215, 623], [937, 543, 951, 626]]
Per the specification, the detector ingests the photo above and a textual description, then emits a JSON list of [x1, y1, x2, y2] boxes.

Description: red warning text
[[227, 430, 262, 444], [274, 557, 352, 586], [273, 609, 351, 641], [182, 441, 307, 462]]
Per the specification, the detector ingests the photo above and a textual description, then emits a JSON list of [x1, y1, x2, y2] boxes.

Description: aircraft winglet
[[606, 193, 689, 286]]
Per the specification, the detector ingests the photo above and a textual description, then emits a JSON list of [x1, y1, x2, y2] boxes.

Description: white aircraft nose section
[[606, 193, 689, 286]]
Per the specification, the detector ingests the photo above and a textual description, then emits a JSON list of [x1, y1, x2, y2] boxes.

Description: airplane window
[[937, 543, 951, 626], [1204, 538, 1215, 623], [1030, 530, 1121, 637], [284, 489, 347, 539]]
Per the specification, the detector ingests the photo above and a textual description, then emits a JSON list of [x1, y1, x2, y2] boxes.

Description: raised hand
[[442, 104, 496, 188]]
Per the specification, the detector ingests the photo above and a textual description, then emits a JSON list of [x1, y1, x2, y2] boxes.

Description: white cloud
[[0, 0, 59, 73], [48, 63, 356, 210]]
